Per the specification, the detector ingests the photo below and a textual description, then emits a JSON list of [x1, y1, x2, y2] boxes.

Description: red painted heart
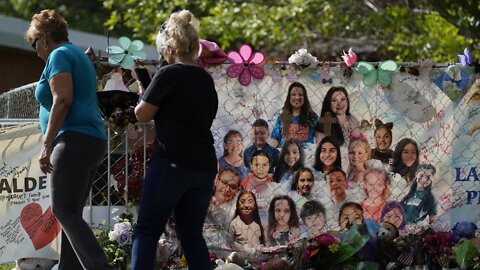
[[20, 203, 61, 250]]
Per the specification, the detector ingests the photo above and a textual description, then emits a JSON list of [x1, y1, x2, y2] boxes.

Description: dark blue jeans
[[131, 158, 215, 270]]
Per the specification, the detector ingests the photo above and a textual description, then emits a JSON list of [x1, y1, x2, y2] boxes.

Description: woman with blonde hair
[[133, 10, 218, 270], [25, 10, 113, 270]]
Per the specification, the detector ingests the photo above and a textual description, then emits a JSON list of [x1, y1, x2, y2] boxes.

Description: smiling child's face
[[297, 171, 314, 196], [239, 193, 256, 217], [285, 143, 300, 167]]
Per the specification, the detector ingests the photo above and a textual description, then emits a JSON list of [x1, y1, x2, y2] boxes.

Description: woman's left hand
[[39, 145, 53, 174]]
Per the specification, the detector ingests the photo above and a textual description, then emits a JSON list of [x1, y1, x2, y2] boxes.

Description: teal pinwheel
[[107, 37, 147, 69], [354, 60, 398, 87]]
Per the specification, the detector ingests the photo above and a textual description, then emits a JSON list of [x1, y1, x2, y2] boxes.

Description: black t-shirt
[[143, 63, 218, 172]]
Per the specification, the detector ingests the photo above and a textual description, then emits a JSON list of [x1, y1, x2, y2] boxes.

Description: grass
[[0, 264, 14, 270]]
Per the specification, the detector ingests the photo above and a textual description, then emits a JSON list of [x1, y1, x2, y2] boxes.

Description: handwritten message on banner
[[0, 124, 60, 264]]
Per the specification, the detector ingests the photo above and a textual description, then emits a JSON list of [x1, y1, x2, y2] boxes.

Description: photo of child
[[347, 134, 371, 185], [219, 130, 248, 179], [380, 201, 406, 233], [371, 120, 394, 164], [241, 150, 276, 226], [360, 167, 390, 222], [244, 119, 280, 173], [401, 164, 438, 226], [311, 136, 342, 181], [242, 150, 273, 193], [209, 168, 242, 227], [300, 200, 326, 238], [229, 190, 266, 257], [287, 167, 323, 212], [272, 139, 305, 186], [266, 195, 301, 247], [338, 202, 379, 237], [391, 138, 420, 184]]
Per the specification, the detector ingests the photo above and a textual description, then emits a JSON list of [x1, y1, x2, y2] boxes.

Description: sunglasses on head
[[31, 37, 39, 49]]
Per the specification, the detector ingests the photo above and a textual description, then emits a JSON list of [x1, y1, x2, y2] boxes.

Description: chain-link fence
[[1, 62, 479, 264]]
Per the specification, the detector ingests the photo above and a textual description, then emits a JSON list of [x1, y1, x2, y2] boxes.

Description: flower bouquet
[[424, 231, 455, 268], [112, 141, 153, 204], [96, 211, 134, 270], [302, 224, 377, 269], [302, 233, 343, 269]]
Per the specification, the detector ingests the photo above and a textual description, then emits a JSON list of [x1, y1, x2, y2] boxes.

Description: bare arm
[[135, 100, 158, 122], [39, 72, 73, 173]]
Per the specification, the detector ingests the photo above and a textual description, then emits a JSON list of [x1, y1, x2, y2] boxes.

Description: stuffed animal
[[452, 221, 478, 242], [377, 222, 399, 241], [376, 222, 400, 268], [223, 252, 252, 270], [12, 258, 56, 270], [213, 260, 244, 270]]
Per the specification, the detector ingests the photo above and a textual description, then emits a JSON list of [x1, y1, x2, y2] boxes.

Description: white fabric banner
[[0, 123, 60, 263]]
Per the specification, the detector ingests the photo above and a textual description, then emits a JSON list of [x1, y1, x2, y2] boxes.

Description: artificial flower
[[288, 48, 317, 68], [107, 37, 147, 70], [116, 230, 132, 246], [108, 231, 118, 241], [341, 48, 357, 67], [112, 142, 153, 204], [314, 233, 337, 246], [226, 44, 265, 86], [114, 221, 132, 233]]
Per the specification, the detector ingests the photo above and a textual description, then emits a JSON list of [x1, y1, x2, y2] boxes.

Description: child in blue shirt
[[244, 119, 279, 173]]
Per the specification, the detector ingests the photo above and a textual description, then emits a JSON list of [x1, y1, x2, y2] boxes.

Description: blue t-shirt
[[271, 113, 318, 147], [35, 43, 106, 141]]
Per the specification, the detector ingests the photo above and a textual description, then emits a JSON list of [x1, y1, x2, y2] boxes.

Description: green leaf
[[336, 223, 370, 264], [454, 240, 479, 268]]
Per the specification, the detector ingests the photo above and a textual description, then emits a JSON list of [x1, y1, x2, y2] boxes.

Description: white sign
[[0, 123, 60, 263]]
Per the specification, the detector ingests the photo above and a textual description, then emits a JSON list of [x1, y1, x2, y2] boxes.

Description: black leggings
[[49, 131, 113, 270]]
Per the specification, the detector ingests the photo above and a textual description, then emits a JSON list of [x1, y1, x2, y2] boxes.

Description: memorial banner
[[0, 123, 60, 263]]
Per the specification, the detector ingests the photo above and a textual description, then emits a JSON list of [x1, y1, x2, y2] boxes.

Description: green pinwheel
[[107, 37, 147, 69], [354, 60, 398, 87]]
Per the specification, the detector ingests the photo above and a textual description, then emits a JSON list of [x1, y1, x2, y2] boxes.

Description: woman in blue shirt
[[25, 10, 112, 270]]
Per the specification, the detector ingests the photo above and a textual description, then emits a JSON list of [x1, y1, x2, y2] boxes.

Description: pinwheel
[[226, 44, 265, 86], [458, 48, 473, 66], [354, 60, 398, 87], [107, 37, 147, 69]]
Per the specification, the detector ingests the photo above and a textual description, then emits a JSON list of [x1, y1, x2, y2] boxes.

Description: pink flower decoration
[[313, 233, 337, 246], [227, 44, 265, 86], [272, 231, 281, 239], [341, 48, 357, 67]]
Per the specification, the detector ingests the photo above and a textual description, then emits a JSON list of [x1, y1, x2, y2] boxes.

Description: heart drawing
[[20, 203, 61, 250]]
